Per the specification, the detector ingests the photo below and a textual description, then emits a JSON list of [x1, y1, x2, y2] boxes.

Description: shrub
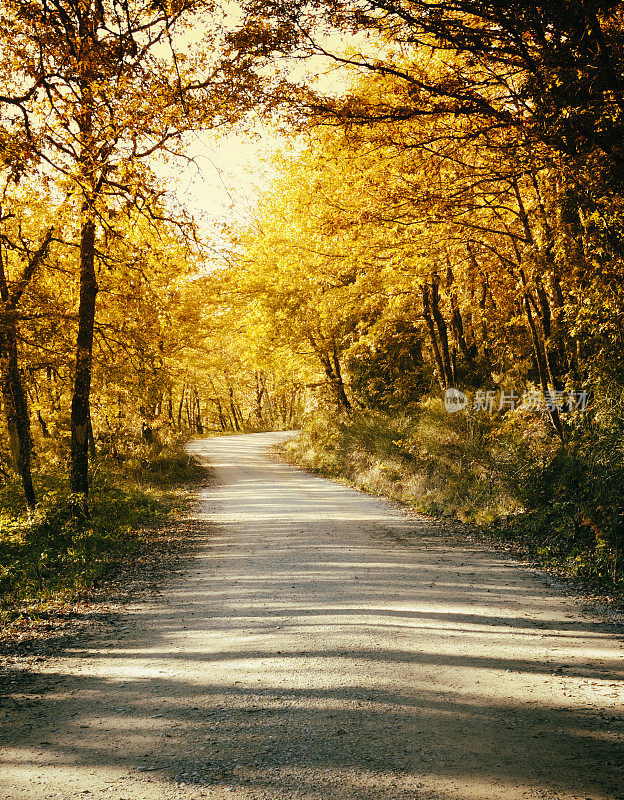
[[0, 437, 206, 625]]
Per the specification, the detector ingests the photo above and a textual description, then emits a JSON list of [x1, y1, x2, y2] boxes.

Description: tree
[[227, 60, 618, 438], [0, 213, 54, 508], [232, 1, 624, 168], [0, 0, 266, 502]]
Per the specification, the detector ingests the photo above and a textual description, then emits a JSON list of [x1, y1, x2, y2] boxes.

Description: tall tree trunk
[[228, 386, 241, 431], [518, 266, 565, 438], [177, 383, 186, 430], [515, 177, 568, 392], [535, 282, 564, 390], [330, 339, 352, 413], [0, 226, 52, 509], [185, 393, 192, 429], [70, 211, 98, 497], [308, 331, 352, 413], [523, 292, 565, 439], [167, 386, 173, 423], [254, 371, 266, 423], [0, 315, 36, 509], [422, 284, 449, 391], [194, 388, 203, 434], [209, 378, 227, 430], [430, 280, 455, 386], [37, 410, 50, 438], [447, 265, 476, 367], [216, 399, 227, 431], [320, 348, 352, 412]]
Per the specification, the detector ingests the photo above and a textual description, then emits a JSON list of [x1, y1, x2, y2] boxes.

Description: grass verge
[[0, 438, 207, 632], [283, 402, 624, 603]]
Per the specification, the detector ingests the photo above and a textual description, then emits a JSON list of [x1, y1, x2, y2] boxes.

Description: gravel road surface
[[1, 432, 623, 800]]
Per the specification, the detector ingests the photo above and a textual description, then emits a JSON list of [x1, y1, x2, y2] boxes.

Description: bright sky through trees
[[164, 18, 360, 232], [172, 129, 289, 228]]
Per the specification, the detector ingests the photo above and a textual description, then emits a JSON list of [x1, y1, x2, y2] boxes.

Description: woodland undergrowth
[[283, 400, 624, 602], [0, 433, 205, 629]]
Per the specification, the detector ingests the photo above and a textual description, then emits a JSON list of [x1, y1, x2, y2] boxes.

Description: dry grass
[[283, 399, 624, 600], [283, 401, 520, 523]]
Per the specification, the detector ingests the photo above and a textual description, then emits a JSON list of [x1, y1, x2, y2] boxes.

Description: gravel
[[1, 432, 623, 800]]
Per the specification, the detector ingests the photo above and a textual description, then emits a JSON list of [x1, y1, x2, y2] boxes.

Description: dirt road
[[1, 432, 623, 800]]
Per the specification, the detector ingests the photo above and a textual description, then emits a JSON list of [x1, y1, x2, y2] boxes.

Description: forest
[[1, 0, 624, 622]]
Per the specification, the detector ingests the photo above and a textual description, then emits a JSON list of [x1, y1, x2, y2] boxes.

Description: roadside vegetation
[[283, 401, 624, 600], [0, 434, 205, 630]]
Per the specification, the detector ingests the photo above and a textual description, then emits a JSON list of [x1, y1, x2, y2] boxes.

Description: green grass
[[0, 438, 207, 628]]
